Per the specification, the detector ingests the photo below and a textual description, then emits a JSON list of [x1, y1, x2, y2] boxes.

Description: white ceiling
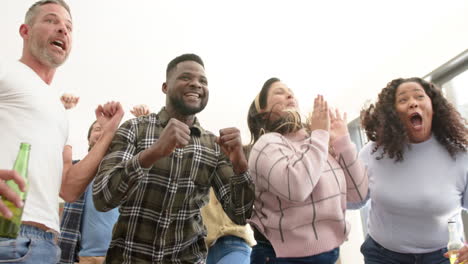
[[2, 0, 468, 158]]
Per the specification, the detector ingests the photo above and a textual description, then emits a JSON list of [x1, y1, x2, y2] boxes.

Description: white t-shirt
[[0, 61, 68, 232]]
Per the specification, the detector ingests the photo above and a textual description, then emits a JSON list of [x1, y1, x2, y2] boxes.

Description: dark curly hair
[[247, 77, 303, 145], [361, 77, 467, 162]]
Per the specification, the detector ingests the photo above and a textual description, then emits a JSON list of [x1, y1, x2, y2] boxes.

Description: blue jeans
[[250, 240, 339, 264], [0, 224, 60, 263], [361, 235, 449, 264], [207, 235, 251, 264]]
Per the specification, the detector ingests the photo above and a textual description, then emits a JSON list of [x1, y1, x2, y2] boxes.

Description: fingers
[[61, 94, 78, 103], [96, 101, 123, 117], [60, 94, 80, 110], [308, 95, 330, 132], [0, 170, 25, 216], [167, 119, 191, 148], [218, 127, 242, 152], [95, 104, 105, 118], [457, 246, 468, 263], [335, 108, 341, 120], [0, 169, 26, 192], [130, 104, 150, 117], [313, 95, 328, 115], [329, 108, 347, 122], [173, 125, 191, 148], [0, 200, 13, 218], [62, 145, 73, 164], [329, 108, 336, 120], [218, 128, 241, 142]]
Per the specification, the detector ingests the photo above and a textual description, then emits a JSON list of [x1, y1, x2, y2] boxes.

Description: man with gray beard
[[0, 1, 123, 263]]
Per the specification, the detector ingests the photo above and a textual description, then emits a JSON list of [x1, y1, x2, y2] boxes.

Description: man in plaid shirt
[[93, 54, 255, 263]]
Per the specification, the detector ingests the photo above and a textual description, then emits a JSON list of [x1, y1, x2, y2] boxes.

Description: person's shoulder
[[126, 113, 157, 126], [259, 132, 283, 142], [252, 132, 284, 149], [454, 149, 468, 163], [0, 60, 30, 80], [0, 60, 9, 80], [359, 140, 378, 161], [360, 141, 375, 152]]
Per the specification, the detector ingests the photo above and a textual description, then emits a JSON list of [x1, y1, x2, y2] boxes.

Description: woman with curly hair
[[247, 77, 368, 264], [356, 77, 468, 264]]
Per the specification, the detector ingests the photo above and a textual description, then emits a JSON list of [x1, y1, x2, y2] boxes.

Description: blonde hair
[[247, 77, 303, 144]]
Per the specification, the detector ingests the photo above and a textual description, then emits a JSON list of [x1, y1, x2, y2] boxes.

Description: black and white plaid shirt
[[57, 192, 84, 264], [93, 108, 254, 264], [57, 160, 83, 264]]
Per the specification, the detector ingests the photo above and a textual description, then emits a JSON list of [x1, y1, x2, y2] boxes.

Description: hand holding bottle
[[0, 143, 30, 238], [0, 170, 25, 218], [444, 245, 468, 264], [455, 246, 468, 264], [445, 220, 467, 264]]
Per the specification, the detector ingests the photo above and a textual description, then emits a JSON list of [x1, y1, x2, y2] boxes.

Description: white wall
[[2, 1, 468, 263]]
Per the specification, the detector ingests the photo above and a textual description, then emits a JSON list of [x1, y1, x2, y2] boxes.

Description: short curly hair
[[360, 77, 467, 161]]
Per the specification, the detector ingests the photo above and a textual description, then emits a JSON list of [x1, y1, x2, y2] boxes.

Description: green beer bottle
[[0, 142, 31, 238]]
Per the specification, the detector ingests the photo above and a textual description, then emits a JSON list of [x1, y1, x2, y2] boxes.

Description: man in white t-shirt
[[0, 1, 123, 263]]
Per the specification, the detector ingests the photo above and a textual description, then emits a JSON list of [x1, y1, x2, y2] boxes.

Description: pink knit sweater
[[248, 129, 368, 258]]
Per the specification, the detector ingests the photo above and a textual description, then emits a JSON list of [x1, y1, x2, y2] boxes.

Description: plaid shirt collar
[[157, 107, 203, 137]]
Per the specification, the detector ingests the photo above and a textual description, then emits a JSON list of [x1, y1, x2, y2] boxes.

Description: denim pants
[[0, 224, 60, 263], [207, 235, 251, 264], [361, 235, 449, 264], [250, 240, 339, 264]]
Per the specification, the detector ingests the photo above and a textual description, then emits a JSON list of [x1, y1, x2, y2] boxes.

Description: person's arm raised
[[130, 104, 150, 117], [60, 101, 124, 202]]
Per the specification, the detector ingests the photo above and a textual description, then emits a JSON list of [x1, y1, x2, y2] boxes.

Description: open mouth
[[51, 40, 65, 51], [409, 112, 422, 129], [184, 92, 201, 100]]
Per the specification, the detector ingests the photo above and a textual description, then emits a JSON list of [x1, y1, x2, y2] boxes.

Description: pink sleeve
[[249, 130, 329, 202], [331, 135, 368, 203]]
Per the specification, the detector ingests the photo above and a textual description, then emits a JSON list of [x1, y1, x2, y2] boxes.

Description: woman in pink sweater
[[247, 77, 368, 264]]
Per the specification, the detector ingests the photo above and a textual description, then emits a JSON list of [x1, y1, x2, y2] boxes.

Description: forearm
[[252, 131, 329, 202], [221, 173, 255, 225], [138, 146, 165, 168], [231, 158, 248, 175], [332, 135, 369, 202], [344, 159, 368, 203], [93, 152, 149, 211], [60, 132, 115, 202]]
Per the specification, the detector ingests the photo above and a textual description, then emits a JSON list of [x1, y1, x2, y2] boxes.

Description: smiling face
[[23, 3, 72, 68], [163, 60, 209, 116], [394, 81, 433, 143], [263, 81, 298, 117]]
